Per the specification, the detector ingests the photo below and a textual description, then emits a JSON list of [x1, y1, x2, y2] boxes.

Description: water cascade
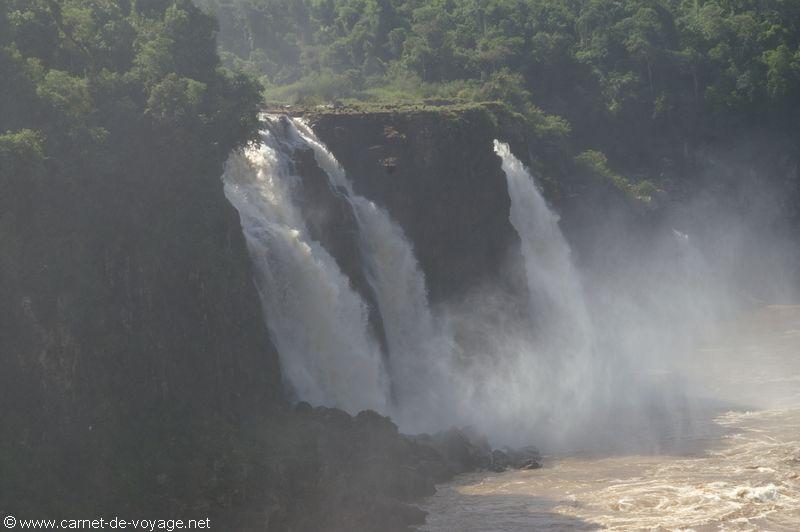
[[224, 119, 695, 447], [451, 141, 599, 444], [494, 141, 593, 351], [222, 118, 390, 414], [292, 119, 456, 431], [224, 115, 456, 429]]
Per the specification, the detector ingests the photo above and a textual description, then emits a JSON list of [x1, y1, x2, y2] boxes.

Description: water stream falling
[[223, 115, 458, 429], [222, 117, 800, 530], [494, 140, 592, 346], [224, 118, 694, 448], [493, 141, 596, 427], [222, 118, 390, 414], [292, 118, 457, 431]]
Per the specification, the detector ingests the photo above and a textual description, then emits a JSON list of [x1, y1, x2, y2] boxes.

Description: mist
[[437, 140, 799, 452], [6, 1, 800, 529], [223, 116, 798, 457]]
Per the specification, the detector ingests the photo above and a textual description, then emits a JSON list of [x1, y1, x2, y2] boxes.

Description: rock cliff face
[[0, 136, 286, 515], [1, 153, 281, 414], [308, 106, 529, 307], [307, 106, 654, 301], [1, 106, 526, 530], [0, 103, 649, 530], [274, 116, 389, 353]]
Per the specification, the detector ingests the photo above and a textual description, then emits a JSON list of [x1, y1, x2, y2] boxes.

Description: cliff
[[293, 104, 577, 366], [0, 105, 517, 530], [0, 129, 284, 513], [303, 103, 651, 312], [307, 104, 529, 307], [1, 100, 649, 530]]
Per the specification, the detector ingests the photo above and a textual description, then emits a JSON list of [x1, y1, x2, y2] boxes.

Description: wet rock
[[504, 445, 543, 470], [288, 141, 390, 354], [490, 449, 511, 472], [314, 406, 353, 428], [294, 401, 313, 414], [355, 409, 399, 434], [432, 427, 492, 472], [520, 458, 543, 470]]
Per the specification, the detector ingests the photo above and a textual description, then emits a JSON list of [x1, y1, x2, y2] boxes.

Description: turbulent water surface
[[421, 306, 800, 531]]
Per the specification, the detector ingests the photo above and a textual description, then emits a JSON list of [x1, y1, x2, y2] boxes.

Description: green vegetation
[[196, 0, 800, 192], [575, 149, 661, 204], [8, 0, 793, 203], [0, 0, 262, 190]]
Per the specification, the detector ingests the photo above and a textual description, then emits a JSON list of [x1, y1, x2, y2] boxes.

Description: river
[[421, 306, 800, 531]]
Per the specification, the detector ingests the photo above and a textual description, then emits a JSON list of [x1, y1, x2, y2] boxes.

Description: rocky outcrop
[[307, 105, 529, 308]]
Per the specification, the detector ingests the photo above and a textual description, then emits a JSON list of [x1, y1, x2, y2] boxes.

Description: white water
[[491, 141, 597, 441], [292, 118, 457, 431], [421, 306, 800, 531], [495, 140, 592, 348], [222, 118, 390, 413], [224, 115, 457, 429], [224, 119, 736, 452]]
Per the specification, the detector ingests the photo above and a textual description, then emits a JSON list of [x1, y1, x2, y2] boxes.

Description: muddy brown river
[[421, 306, 800, 531]]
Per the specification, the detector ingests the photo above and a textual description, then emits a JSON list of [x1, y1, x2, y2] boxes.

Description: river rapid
[[421, 306, 800, 531]]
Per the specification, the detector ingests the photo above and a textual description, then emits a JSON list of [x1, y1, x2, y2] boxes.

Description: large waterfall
[[222, 119, 390, 414], [493, 141, 596, 428], [223, 116, 662, 446], [223, 115, 454, 429]]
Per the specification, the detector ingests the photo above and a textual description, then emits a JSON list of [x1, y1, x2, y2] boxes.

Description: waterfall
[[223, 120, 748, 450], [222, 117, 390, 414], [223, 119, 620, 443], [223, 115, 451, 428], [494, 141, 592, 348], [486, 141, 597, 442], [292, 119, 455, 431]]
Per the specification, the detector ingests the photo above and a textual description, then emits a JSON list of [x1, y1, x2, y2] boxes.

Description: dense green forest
[[0, 0, 262, 185], [4, 0, 799, 201], [196, 0, 800, 197]]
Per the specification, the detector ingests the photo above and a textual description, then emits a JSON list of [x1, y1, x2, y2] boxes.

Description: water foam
[[223, 119, 390, 413]]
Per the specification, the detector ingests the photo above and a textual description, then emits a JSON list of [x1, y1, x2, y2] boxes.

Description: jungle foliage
[[0, 0, 262, 191], [196, 0, 800, 185]]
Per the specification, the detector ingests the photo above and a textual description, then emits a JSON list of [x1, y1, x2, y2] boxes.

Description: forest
[[4, 0, 800, 196], [1, 0, 261, 187], [197, 0, 800, 191]]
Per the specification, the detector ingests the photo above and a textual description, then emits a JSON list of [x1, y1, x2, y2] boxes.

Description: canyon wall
[[309, 105, 529, 306], [1, 103, 643, 530], [306, 104, 644, 312]]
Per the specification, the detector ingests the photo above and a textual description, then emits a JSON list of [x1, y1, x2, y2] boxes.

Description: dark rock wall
[[309, 108, 529, 308], [0, 138, 284, 515], [0, 103, 651, 528]]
